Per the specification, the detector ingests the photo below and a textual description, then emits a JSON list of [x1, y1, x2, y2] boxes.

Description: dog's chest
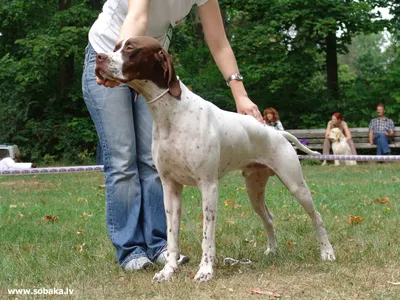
[[332, 140, 350, 154], [152, 136, 199, 186]]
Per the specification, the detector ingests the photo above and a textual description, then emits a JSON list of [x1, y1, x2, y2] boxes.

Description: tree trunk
[[326, 31, 339, 100], [59, 0, 74, 94]]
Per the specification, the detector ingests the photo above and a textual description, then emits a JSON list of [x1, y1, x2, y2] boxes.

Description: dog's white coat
[[98, 39, 128, 82], [100, 48, 336, 283], [328, 128, 357, 166]]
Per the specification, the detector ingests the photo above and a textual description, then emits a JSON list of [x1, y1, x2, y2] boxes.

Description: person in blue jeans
[[368, 103, 395, 155], [82, 0, 263, 271]]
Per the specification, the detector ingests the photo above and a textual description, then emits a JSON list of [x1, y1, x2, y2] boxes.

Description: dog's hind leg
[[242, 166, 277, 255], [271, 157, 335, 261]]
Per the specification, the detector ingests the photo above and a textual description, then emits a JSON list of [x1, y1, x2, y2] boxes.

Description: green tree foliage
[[0, 0, 100, 162], [170, 0, 394, 128]]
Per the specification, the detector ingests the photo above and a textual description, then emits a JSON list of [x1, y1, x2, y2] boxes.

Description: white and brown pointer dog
[[95, 36, 335, 283]]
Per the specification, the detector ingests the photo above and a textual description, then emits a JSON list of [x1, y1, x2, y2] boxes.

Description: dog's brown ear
[[158, 49, 181, 98]]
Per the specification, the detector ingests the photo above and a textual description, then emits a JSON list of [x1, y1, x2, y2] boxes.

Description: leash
[[223, 257, 252, 266], [182, 206, 202, 246], [147, 88, 170, 104], [181, 206, 252, 267]]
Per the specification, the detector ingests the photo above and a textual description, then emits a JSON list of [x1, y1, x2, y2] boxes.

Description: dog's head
[[95, 37, 181, 98], [328, 128, 344, 142]]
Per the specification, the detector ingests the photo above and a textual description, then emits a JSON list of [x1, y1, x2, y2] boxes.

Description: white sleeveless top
[[89, 0, 208, 53]]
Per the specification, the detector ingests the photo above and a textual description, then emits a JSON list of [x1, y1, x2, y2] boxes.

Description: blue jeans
[[373, 133, 391, 155], [82, 43, 167, 267]]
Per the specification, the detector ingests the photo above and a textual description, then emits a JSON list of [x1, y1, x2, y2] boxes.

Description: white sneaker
[[155, 250, 189, 265], [124, 256, 154, 271]]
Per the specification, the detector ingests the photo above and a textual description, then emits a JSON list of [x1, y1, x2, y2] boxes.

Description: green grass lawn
[[0, 164, 399, 299]]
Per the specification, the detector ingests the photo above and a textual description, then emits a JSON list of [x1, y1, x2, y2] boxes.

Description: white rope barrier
[[0, 154, 399, 177], [298, 154, 400, 161], [0, 165, 104, 176]]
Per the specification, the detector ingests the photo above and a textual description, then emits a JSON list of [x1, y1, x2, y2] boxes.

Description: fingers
[[241, 105, 263, 124], [96, 77, 105, 85], [252, 106, 263, 123], [105, 80, 121, 88], [96, 77, 121, 88]]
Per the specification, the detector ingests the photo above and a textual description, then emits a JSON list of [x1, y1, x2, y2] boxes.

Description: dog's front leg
[[153, 178, 183, 283], [194, 181, 218, 283]]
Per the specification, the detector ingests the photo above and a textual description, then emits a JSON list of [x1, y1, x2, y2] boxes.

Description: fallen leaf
[[348, 215, 363, 224], [227, 220, 235, 225], [98, 184, 106, 189], [224, 200, 237, 207], [43, 215, 58, 223], [375, 197, 390, 204], [76, 243, 85, 252], [287, 241, 294, 248], [248, 288, 281, 297], [17, 213, 24, 218], [76, 230, 85, 234], [80, 212, 92, 218], [9, 205, 17, 208]]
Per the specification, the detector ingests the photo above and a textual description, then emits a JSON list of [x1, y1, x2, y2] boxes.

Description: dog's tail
[[279, 131, 320, 155]]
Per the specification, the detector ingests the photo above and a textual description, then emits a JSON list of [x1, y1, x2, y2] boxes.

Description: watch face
[[226, 73, 243, 85]]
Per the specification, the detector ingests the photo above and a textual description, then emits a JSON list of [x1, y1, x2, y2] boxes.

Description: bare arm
[[325, 122, 332, 138], [97, 0, 150, 87], [386, 130, 395, 138], [198, 0, 263, 123], [343, 125, 352, 140], [118, 0, 150, 42], [369, 130, 374, 145]]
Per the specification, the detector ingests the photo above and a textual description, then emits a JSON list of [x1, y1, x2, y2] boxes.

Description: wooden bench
[[286, 127, 400, 150]]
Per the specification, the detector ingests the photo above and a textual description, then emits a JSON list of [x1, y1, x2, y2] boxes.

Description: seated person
[[321, 112, 357, 166], [369, 103, 395, 155], [263, 107, 284, 131]]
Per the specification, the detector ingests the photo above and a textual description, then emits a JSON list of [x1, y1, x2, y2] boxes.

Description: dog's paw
[[152, 265, 176, 283], [321, 247, 336, 261], [264, 247, 277, 256], [194, 266, 213, 283]]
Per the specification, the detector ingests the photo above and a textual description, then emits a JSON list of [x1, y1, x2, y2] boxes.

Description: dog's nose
[[96, 53, 108, 62]]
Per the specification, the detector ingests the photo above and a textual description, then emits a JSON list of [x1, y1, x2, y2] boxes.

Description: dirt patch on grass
[[0, 180, 55, 191], [56, 264, 400, 299]]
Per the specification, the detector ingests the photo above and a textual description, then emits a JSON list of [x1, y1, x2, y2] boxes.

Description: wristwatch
[[226, 73, 243, 86]]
